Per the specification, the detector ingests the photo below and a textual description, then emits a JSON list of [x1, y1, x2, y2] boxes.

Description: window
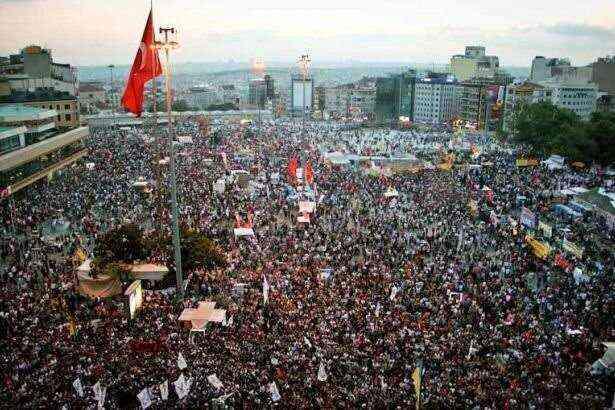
[[65, 114, 71, 122], [65, 104, 70, 110], [56, 105, 60, 110], [57, 115, 61, 121]]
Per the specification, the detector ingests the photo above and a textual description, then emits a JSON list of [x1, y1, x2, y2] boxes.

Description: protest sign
[[159, 380, 169, 401], [563, 239, 584, 259], [268, 381, 281, 402], [73, 378, 84, 397], [137, 387, 152, 409], [207, 374, 224, 389], [178, 352, 188, 370], [174, 374, 193, 400], [538, 221, 552, 238]]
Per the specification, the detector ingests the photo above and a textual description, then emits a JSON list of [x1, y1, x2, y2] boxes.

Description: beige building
[[450, 46, 500, 81], [0, 88, 79, 129]]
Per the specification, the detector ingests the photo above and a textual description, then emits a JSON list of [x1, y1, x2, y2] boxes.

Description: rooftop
[[0, 104, 57, 121], [79, 83, 105, 93], [0, 88, 75, 103]]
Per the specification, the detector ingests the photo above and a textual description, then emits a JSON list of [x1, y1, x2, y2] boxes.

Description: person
[[0, 119, 612, 408]]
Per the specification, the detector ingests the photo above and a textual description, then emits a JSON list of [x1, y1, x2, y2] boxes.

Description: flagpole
[[156, 27, 183, 297]]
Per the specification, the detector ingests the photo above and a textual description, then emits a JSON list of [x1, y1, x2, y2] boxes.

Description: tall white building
[[413, 75, 459, 124]]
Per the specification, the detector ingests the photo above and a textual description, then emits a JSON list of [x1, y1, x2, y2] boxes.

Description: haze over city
[[1, 0, 614, 66]]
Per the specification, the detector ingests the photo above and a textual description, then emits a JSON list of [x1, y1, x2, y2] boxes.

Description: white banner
[[159, 380, 169, 401], [174, 374, 193, 400], [177, 352, 188, 370], [137, 387, 152, 409], [207, 374, 224, 389], [73, 378, 84, 397]]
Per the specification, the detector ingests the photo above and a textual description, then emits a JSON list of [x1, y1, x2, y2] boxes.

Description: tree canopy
[[510, 101, 615, 166]]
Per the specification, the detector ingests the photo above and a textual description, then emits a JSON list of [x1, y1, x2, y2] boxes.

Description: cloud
[[544, 23, 615, 40]]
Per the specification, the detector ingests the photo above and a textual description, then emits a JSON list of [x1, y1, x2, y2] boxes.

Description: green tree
[[585, 112, 615, 166], [511, 101, 581, 155], [93, 223, 147, 265]]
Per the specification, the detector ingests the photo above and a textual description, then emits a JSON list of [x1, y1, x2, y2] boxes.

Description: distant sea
[[78, 62, 530, 86]]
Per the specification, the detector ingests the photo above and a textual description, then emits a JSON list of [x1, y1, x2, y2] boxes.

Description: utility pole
[[298, 54, 311, 140], [156, 26, 183, 297]]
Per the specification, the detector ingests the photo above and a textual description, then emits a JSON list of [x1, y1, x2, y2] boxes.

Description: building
[[264, 75, 275, 100], [542, 81, 598, 121], [290, 75, 314, 117], [0, 105, 89, 196], [450, 46, 499, 82], [185, 86, 218, 110], [0, 45, 78, 92], [248, 79, 266, 108], [78, 82, 106, 110], [0, 88, 79, 128], [591, 56, 615, 95], [530, 56, 593, 83], [458, 77, 508, 131], [375, 70, 417, 124], [413, 73, 459, 124], [503, 82, 551, 131], [219, 84, 240, 106]]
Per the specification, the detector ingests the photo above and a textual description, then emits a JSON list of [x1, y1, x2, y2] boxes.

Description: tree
[[171, 100, 194, 112], [511, 101, 581, 154], [93, 223, 147, 265], [585, 112, 615, 166], [509, 101, 614, 165], [180, 229, 227, 272]]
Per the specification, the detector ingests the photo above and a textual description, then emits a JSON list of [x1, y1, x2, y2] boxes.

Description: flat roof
[[0, 126, 89, 171], [0, 104, 56, 122], [0, 126, 26, 140]]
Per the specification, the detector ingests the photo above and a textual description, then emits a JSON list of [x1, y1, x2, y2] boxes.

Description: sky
[[1, 0, 614, 67]]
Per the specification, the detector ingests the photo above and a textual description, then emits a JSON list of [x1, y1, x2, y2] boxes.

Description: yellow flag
[[412, 367, 421, 410]]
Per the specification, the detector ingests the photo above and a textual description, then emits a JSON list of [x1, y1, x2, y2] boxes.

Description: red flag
[[121, 9, 162, 117], [305, 160, 314, 185], [486, 189, 494, 204], [287, 156, 298, 183]]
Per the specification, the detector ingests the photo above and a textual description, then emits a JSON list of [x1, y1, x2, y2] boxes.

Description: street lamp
[[251, 58, 265, 133], [155, 27, 184, 297], [298, 54, 311, 137]]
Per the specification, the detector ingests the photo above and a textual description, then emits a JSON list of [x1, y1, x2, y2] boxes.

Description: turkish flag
[[121, 9, 162, 117], [287, 156, 298, 183], [304, 160, 314, 185]]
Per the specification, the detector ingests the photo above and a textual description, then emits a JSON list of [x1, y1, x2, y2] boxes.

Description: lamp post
[[251, 58, 265, 135], [155, 27, 183, 297], [298, 54, 311, 139]]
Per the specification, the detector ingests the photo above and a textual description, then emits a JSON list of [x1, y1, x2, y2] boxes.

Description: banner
[[563, 239, 584, 259], [525, 235, 551, 259], [174, 374, 193, 400], [268, 382, 281, 402], [538, 221, 552, 238], [177, 352, 188, 370], [137, 388, 152, 409], [299, 201, 316, 214], [516, 158, 539, 167], [207, 374, 224, 389], [159, 380, 169, 401], [317, 362, 328, 381], [73, 378, 84, 397], [520, 207, 536, 228]]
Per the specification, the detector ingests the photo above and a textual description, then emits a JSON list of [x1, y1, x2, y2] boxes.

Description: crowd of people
[[0, 117, 613, 408]]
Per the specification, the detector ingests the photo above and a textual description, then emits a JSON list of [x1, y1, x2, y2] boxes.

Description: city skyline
[[1, 0, 614, 67]]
